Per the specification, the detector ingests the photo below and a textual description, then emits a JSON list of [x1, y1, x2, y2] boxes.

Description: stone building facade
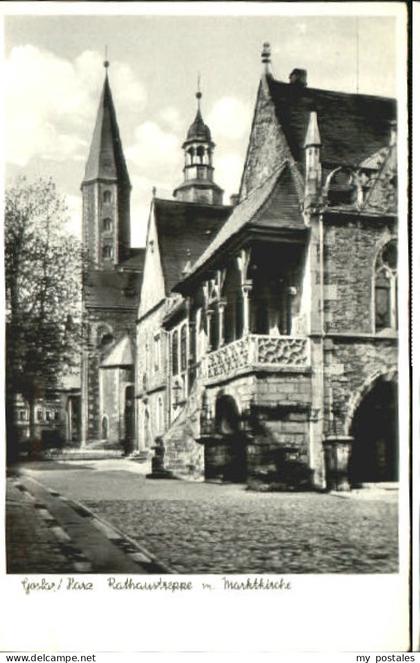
[[135, 92, 232, 458], [80, 49, 399, 490]]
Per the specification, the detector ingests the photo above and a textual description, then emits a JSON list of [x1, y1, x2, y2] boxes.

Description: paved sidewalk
[[6, 474, 170, 574], [6, 479, 75, 574]]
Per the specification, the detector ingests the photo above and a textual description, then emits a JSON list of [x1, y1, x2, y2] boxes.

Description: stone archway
[[349, 374, 398, 485], [204, 394, 247, 482]]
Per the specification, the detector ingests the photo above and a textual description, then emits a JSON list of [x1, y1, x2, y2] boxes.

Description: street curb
[[17, 472, 175, 574]]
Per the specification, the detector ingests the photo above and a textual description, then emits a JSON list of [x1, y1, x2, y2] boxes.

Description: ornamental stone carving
[[206, 335, 309, 380], [256, 336, 308, 366]]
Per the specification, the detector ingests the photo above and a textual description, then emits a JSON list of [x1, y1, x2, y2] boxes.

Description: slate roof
[[177, 161, 304, 284], [119, 248, 146, 271], [153, 198, 232, 294], [84, 249, 145, 309], [267, 77, 396, 167], [82, 74, 131, 186]]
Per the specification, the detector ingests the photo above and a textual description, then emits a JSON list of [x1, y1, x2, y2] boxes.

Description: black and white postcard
[[1, 1, 413, 656]]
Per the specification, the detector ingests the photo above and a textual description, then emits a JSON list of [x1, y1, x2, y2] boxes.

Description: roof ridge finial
[[104, 45, 110, 73], [196, 72, 202, 112], [261, 42, 271, 77]]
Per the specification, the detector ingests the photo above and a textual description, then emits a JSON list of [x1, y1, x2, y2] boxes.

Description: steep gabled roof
[[177, 161, 305, 285], [84, 250, 145, 309], [267, 77, 396, 167], [82, 74, 131, 186], [153, 198, 231, 294]]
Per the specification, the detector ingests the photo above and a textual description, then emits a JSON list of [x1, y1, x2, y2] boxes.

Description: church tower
[[174, 84, 224, 205], [81, 61, 131, 269]]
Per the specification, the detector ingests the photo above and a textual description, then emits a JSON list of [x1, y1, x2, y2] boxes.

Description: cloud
[[5, 45, 147, 167], [208, 97, 251, 141], [126, 121, 181, 170]]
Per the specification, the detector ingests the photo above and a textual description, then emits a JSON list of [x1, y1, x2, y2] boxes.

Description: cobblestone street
[[14, 459, 399, 574]]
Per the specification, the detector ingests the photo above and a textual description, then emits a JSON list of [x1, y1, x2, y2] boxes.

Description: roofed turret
[[173, 82, 223, 206]]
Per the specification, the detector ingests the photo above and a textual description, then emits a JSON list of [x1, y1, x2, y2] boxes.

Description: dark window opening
[[180, 325, 187, 372]]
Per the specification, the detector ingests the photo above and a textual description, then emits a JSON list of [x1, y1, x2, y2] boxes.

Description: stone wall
[[324, 337, 398, 437], [83, 306, 136, 442], [200, 371, 312, 485]]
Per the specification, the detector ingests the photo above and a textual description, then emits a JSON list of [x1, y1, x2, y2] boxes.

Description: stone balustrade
[[205, 334, 309, 380]]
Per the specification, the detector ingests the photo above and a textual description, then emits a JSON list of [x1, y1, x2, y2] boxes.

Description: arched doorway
[[349, 376, 398, 485], [204, 395, 247, 482]]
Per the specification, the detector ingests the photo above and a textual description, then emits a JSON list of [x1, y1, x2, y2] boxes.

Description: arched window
[[98, 327, 114, 349], [103, 190, 112, 204], [375, 240, 398, 332], [103, 245, 113, 260], [172, 329, 179, 375], [103, 218, 112, 232], [180, 324, 187, 372]]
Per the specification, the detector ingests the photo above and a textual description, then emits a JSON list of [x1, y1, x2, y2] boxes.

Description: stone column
[[217, 298, 227, 348], [286, 286, 297, 335], [241, 280, 253, 336], [195, 307, 202, 359]]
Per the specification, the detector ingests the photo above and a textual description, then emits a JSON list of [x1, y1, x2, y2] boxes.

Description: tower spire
[[81, 67, 131, 267], [196, 72, 202, 111]]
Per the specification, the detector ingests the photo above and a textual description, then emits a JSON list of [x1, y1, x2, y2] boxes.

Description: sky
[[5, 8, 399, 247]]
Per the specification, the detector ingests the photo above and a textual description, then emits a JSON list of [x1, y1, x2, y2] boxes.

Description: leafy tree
[[5, 177, 82, 462]]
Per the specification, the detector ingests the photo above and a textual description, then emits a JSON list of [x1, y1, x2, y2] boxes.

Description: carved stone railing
[[205, 335, 309, 380], [255, 335, 308, 366]]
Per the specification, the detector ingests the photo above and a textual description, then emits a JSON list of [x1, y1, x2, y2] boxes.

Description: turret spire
[[304, 111, 322, 202]]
